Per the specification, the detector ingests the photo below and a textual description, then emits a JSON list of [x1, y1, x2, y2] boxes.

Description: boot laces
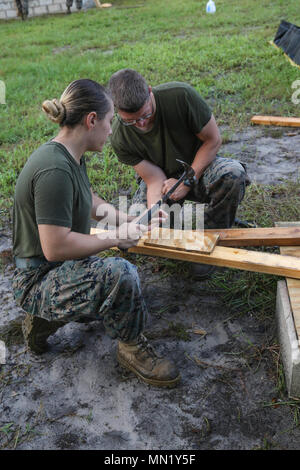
[[136, 334, 159, 364]]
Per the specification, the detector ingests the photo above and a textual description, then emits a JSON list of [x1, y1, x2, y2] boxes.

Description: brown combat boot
[[117, 334, 180, 388], [22, 313, 64, 354]]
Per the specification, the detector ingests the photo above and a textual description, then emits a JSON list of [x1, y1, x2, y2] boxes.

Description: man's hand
[[162, 178, 191, 201]]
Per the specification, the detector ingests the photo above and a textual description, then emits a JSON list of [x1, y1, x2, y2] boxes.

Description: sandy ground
[[0, 126, 300, 450]]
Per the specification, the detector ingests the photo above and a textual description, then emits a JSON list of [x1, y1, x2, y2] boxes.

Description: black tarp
[[273, 20, 300, 66]]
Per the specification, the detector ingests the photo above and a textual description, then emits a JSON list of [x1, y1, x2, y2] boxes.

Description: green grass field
[[0, 0, 300, 217]]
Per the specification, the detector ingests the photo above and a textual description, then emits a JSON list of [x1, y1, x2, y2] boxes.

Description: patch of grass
[[237, 181, 300, 228], [0, 421, 41, 449], [252, 437, 278, 450], [208, 269, 278, 321], [0, 423, 14, 436], [85, 145, 138, 202], [168, 321, 191, 341], [276, 361, 287, 397], [262, 128, 286, 139], [0, 318, 24, 347], [150, 257, 191, 278]]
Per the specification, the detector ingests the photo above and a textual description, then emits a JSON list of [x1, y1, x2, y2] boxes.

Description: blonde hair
[[42, 99, 66, 124], [42, 79, 111, 127]]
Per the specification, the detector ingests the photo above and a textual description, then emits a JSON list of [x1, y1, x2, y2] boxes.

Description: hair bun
[[42, 98, 66, 124]]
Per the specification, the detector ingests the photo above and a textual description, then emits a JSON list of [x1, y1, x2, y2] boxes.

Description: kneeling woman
[[12, 79, 180, 388]]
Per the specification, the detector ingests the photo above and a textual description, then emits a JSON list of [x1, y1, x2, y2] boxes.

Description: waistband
[[14, 256, 54, 269]]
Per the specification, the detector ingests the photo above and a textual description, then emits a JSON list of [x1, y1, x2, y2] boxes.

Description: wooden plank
[[94, 0, 112, 8], [205, 226, 300, 247], [276, 222, 300, 344], [143, 227, 219, 253], [251, 115, 300, 127], [138, 226, 300, 250], [90, 228, 300, 279]]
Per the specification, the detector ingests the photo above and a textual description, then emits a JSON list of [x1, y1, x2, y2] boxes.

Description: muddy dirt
[[0, 126, 300, 451], [221, 125, 300, 185]]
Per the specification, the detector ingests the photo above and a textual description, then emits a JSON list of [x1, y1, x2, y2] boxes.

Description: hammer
[[135, 159, 196, 226]]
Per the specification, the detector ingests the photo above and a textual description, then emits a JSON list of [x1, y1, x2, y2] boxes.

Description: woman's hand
[[96, 221, 147, 249], [116, 209, 168, 250], [116, 221, 148, 250]]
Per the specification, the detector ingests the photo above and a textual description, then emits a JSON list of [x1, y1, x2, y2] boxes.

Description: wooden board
[[94, 0, 112, 7], [90, 228, 300, 279], [206, 226, 300, 247], [251, 116, 300, 127], [143, 227, 219, 253], [276, 222, 300, 344]]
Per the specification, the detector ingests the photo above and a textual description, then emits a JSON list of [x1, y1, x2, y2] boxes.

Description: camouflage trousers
[[131, 156, 251, 229], [66, 0, 82, 9], [11, 256, 147, 342]]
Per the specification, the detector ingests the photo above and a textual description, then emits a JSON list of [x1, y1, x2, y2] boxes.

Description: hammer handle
[[135, 173, 188, 226], [135, 200, 163, 226]]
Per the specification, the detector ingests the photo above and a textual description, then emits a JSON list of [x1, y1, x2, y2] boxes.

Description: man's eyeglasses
[[117, 98, 154, 126]]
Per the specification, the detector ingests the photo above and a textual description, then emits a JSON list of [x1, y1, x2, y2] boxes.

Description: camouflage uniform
[[66, 0, 82, 11], [15, 0, 28, 19], [131, 156, 251, 229], [12, 256, 147, 343]]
